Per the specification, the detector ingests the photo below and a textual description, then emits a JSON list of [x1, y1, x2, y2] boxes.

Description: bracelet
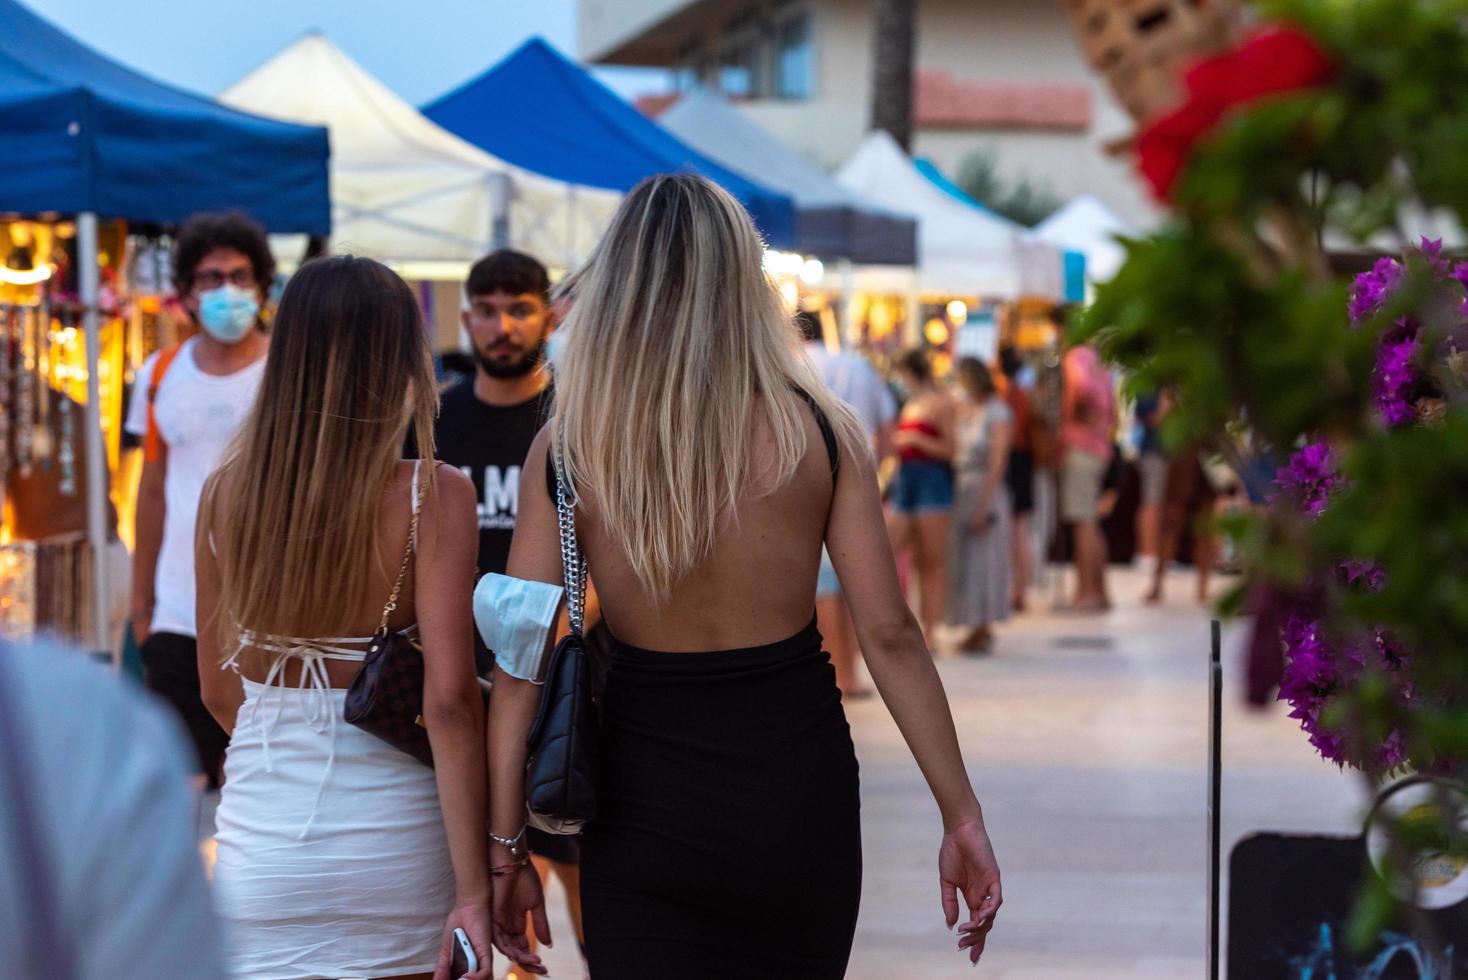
[[491, 855, 531, 879], [488, 824, 528, 859]]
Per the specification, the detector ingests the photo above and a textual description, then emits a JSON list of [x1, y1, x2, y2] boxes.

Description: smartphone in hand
[[451, 927, 478, 976]]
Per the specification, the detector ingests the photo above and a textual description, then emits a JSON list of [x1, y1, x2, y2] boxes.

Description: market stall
[[0, 0, 329, 652], [834, 130, 1064, 357], [222, 34, 619, 277], [423, 38, 796, 249]]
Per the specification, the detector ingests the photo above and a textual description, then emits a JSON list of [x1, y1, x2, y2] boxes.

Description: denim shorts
[[891, 460, 955, 515]]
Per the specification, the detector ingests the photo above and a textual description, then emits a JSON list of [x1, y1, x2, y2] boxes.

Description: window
[[672, 42, 707, 92], [672, 64, 699, 91], [719, 38, 760, 98], [774, 13, 812, 100]]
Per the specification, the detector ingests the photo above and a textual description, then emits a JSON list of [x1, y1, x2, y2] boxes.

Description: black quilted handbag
[[524, 450, 598, 834], [344, 472, 487, 767]]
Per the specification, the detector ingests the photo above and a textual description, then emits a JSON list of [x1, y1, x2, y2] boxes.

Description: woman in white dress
[[196, 256, 494, 979], [947, 357, 1014, 654]]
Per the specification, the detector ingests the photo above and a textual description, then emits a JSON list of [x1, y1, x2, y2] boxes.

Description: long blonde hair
[[553, 174, 864, 601], [207, 256, 438, 648]]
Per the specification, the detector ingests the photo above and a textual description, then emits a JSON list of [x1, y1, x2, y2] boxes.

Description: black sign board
[[1229, 833, 1468, 978]]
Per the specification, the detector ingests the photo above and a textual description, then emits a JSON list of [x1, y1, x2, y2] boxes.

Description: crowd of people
[[802, 317, 1235, 675], [11, 173, 1238, 980]]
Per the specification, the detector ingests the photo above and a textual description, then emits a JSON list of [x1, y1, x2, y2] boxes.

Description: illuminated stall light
[[946, 299, 968, 322]]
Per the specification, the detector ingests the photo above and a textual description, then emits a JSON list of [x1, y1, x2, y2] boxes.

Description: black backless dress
[[555, 401, 863, 978]]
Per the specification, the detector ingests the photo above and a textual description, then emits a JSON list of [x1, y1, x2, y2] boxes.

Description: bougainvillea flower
[[1375, 335, 1420, 426], [1349, 257, 1404, 326], [1137, 26, 1337, 200], [1275, 441, 1344, 517]]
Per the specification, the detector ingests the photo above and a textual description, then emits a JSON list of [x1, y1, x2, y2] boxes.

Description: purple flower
[[1420, 238, 1451, 275], [1379, 729, 1408, 770], [1453, 261, 1468, 295], [1275, 442, 1344, 517], [1350, 257, 1403, 326], [1375, 335, 1420, 426], [1340, 560, 1387, 593]]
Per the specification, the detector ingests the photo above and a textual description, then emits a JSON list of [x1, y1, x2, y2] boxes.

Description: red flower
[[1137, 26, 1337, 201]]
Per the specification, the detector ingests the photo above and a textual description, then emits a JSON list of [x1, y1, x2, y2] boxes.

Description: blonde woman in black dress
[[487, 175, 1002, 978]]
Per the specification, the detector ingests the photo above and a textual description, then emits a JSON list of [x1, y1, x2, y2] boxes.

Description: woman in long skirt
[[948, 358, 1014, 653]]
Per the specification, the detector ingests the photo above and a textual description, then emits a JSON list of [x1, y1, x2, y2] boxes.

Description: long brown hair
[[552, 174, 865, 603], [206, 256, 438, 647]]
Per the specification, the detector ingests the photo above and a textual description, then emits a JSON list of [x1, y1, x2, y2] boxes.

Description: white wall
[[579, 0, 1162, 226]]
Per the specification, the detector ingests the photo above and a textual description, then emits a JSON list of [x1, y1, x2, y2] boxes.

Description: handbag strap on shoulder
[[553, 433, 589, 638], [378, 460, 423, 635]]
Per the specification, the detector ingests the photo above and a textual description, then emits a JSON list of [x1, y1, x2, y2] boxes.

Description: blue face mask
[[544, 328, 569, 372], [198, 284, 260, 344]]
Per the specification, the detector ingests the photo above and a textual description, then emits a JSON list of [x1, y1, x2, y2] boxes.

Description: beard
[[474, 335, 546, 379]]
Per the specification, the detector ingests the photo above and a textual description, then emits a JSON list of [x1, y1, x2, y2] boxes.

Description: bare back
[[571, 402, 836, 652], [226, 460, 425, 688]]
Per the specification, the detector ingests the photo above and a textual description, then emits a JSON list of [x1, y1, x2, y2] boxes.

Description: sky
[[18, 0, 663, 104]]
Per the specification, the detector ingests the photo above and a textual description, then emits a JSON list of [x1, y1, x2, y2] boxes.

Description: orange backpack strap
[[143, 344, 183, 464]]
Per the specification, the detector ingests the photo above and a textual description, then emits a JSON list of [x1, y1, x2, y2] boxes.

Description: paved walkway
[[845, 565, 1363, 979]]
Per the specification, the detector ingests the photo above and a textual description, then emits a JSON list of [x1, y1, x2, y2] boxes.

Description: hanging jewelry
[[57, 387, 76, 497], [15, 304, 35, 474], [33, 294, 51, 462], [0, 304, 13, 498]]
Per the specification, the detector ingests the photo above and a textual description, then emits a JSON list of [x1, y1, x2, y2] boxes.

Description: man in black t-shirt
[[432, 251, 584, 957], [436, 251, 556, 581]]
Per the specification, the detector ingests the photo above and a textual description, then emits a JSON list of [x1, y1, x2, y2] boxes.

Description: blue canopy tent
[[423, 38, 796, 249], [0, 0, 330, 230], [0, 0, 331, 650]]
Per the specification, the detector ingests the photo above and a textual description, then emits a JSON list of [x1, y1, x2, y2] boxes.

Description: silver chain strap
[[554, 438, 588, 638]]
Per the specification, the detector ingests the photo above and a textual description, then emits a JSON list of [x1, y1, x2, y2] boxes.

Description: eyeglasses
[[192, 268, 256, 290]]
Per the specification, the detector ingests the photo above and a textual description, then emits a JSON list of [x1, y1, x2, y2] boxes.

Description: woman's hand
[[940, 817, 1002, 965], [968, 510, 996, 533], [433, 901, 493, 980], [492, 862, 552, 976]]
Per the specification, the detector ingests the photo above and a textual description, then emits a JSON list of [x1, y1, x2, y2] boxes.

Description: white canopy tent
[[835, 130, 1062, 300], [1035, 194, 1135, 286], [221, 33, 618, 272]]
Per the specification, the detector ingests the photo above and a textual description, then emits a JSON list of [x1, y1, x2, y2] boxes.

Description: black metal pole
[[1208, 619, 1223, 980]]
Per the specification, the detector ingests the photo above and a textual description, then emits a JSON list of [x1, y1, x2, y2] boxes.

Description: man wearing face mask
[[124, 212, 272, 790]]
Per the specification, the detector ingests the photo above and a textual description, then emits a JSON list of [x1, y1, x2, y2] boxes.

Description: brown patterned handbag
[[344, 465, 488, 767]]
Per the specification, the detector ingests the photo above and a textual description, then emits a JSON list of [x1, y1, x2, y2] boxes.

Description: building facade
[[579, 0, 1160, 228]]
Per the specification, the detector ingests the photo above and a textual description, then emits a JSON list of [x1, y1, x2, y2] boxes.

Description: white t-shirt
[[125, 337, 264, 637], [804, 341, 897, 445]]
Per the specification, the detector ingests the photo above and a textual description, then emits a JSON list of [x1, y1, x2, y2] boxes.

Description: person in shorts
[[887, 349, 957, 642]]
